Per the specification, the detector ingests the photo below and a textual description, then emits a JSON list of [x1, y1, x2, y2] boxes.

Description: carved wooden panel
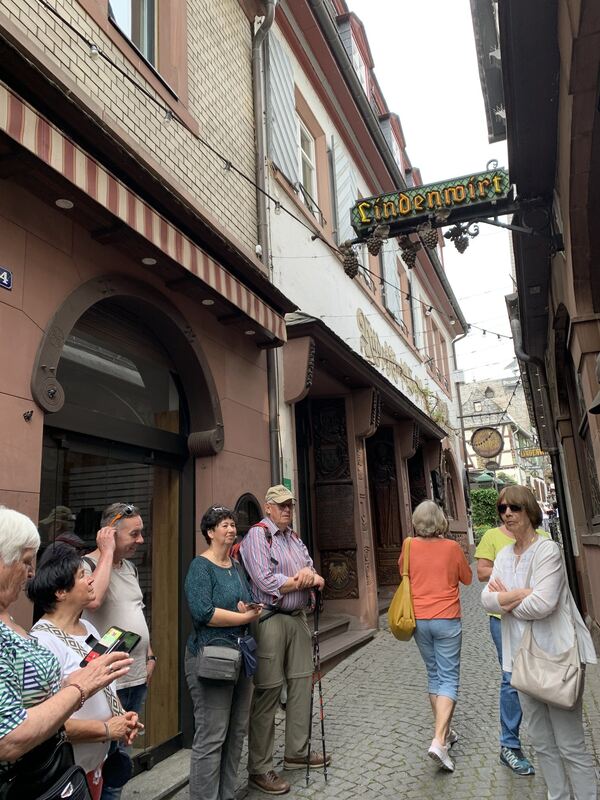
[[322, 550, 359, 599], [313, 399, 351, 481], [312, 398, 356, 550], [315, 483, 355, 549]]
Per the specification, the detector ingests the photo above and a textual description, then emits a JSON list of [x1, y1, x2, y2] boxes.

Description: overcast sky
[[347, 0, 516, 382]]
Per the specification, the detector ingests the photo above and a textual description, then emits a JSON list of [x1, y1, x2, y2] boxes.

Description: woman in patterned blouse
[[0, 507, 133, 774]]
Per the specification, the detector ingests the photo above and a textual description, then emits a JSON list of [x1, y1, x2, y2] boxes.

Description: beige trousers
[[247, 612, 313, 774]]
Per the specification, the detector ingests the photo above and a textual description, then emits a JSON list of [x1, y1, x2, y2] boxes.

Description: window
[[351, 38, 368, 92], [358, 243, 374, 290], [109, 0, 156, 66], [298, 118, 318, 217]]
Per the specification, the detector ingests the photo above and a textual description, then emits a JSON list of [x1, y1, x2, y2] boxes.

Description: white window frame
[[351, 37, 368, 92], [109, 0, 157, 66], [297, 116, 319, 216]]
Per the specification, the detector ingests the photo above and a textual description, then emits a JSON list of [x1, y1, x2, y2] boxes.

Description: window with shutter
[[381, 241, 402, 323], [333, 138, 357, 245], [268, 35, 300, 185]]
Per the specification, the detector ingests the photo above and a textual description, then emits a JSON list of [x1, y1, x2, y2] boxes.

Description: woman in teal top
[[184, 506, 262, 800]]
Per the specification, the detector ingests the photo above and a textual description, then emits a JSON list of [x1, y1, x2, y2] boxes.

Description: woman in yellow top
[[475, 485, 547, 776]]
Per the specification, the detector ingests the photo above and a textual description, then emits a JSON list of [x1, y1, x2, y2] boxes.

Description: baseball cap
[[265, 485, 295, 504]]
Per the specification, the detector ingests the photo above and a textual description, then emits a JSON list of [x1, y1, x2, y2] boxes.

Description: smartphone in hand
[[80, 626, 141, 667]]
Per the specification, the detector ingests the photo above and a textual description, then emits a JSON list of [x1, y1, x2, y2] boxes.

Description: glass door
[[39, 430, 181, 759]]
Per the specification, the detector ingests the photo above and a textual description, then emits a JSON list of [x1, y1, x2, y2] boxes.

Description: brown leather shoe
[[248, 771, 290, 795], [284, 751, 332, 770]]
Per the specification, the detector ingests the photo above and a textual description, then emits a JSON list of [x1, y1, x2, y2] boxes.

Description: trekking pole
[[305, 652, 315, 787], [313, 589, 328, 782]]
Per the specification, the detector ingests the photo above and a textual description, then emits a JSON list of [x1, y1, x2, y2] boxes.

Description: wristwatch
[[146, 655, 157, 663]]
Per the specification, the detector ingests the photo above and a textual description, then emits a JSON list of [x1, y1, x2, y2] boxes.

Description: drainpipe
[[253, 1, 281, 485], [452, 332, 472, 541], [508, 312, 581, 609]]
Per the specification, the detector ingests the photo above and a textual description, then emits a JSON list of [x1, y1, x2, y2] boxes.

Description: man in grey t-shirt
[[83, 502, 155, 800]]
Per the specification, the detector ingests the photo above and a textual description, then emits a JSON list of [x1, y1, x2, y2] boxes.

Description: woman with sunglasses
[[481, 486, 597, 799], [475, 486, 548, 776]]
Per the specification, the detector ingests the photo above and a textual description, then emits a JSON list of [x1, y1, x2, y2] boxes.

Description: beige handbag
[[510, 542, 584, 710]]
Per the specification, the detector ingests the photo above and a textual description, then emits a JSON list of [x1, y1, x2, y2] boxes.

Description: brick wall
[[2, 0, 258, 251]]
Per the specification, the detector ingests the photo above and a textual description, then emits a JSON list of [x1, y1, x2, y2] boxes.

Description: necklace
[[208, 555, 233, 574]]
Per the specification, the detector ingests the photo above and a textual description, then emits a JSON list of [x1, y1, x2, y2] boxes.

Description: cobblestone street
[[172, 566, 600, 800]]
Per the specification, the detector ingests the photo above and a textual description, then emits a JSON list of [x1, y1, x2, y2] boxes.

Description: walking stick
[[306, 589, 328, 786]]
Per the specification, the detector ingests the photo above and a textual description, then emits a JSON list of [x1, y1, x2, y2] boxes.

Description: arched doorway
[[34, 276, 223, 764]]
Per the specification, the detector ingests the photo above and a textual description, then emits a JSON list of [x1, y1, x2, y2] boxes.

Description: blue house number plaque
[[0, 269, 13, 291]]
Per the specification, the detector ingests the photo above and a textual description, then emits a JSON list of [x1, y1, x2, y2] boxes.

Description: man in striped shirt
[[240, 485, 330, 795]]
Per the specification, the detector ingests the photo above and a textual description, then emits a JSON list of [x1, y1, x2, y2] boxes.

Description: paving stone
[[168, 565, 599, 800]]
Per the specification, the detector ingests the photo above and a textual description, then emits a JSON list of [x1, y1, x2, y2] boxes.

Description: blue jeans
[[489, 616, 522, 749], [413, 618, 462, 701], [101, 683, 148, 800]]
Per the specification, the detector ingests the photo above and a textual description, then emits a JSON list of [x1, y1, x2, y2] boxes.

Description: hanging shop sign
[[350, 168, 511, 237], [356, 309, 449, 427], [0, 268, 13, 291], [470, 426, 504, 458], [519, 447, 546, 459]]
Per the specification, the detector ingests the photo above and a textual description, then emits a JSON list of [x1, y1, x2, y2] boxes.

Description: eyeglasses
[[274, 502, 295, 509], [498, 503, 523, 514]]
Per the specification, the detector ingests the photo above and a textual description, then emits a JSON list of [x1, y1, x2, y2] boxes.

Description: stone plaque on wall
[[322, 549, 359, 599], [315, 482, 356, 549]]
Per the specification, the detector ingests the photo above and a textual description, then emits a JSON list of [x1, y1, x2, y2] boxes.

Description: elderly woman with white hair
[[397, 500, 472, 773], [0, 506, 133, 798]]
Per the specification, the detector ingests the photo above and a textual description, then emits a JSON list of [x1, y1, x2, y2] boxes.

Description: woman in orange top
[[398, 500, 472, 772]]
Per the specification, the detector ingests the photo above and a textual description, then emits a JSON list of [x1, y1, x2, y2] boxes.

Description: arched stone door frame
[[30, 274, 224, 456]]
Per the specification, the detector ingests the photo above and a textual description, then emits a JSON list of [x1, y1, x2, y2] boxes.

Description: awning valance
[[0, 82, 286, 343]]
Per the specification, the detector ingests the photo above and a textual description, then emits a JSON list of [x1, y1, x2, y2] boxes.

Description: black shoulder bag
[[1, 730, 91, 800]]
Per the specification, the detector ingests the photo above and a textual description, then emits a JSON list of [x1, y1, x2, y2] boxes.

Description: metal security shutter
[[333, 138, 358, 244], [381, 241, 402, 322], [268, 35, 299, 185]]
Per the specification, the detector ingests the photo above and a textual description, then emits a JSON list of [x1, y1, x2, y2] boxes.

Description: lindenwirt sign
[[351, 168, 511, 237]]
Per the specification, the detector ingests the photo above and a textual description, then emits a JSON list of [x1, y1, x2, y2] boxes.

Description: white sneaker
[[446, 729, 458, 748], [428, 739, 455, 772]]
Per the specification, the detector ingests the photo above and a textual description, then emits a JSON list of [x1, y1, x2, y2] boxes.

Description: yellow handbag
[[388, 537, 416, 641]]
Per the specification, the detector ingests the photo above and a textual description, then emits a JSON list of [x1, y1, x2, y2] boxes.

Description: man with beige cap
[[239, 485, 329, 795]]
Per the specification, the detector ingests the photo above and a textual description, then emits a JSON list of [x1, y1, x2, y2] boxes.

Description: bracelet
[[103, 721, 110, 742], [65, 682, 86, 709], [146, 655, 157, 663]]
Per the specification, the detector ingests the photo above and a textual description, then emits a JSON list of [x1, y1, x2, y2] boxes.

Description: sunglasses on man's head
[[498, 503, 523, 514]]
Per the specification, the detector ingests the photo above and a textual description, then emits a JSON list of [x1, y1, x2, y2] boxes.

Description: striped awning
[[0, 82, 286, 342]]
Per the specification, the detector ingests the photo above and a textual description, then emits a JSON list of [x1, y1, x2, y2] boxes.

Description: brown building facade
[[473, 0, 600, 646], [0, 0, 293, 762]]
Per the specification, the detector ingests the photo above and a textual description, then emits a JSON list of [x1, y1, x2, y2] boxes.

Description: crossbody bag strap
[[521, 539, 576, 636], [402, 537, 412, 579], [33, 622, 124, 716]]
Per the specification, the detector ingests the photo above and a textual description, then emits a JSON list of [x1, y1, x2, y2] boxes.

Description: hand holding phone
[[80, 626, 141, 667]]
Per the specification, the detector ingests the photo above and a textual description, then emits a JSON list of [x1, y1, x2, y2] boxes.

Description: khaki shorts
[[250, 611, 313, 689]]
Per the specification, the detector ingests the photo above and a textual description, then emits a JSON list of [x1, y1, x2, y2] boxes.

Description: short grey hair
[[0, 507, 41, 564], [412, 500, 449, 538], [100, 502, 141, 528]]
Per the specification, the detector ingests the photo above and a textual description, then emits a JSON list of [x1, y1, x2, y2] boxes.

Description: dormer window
[[352, 37, 368, 92]]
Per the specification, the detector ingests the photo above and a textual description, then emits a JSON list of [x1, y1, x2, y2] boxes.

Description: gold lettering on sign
[[358, 202, 373, 224], [356, 309, 449, 426], [351, 169, 510, 234]]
